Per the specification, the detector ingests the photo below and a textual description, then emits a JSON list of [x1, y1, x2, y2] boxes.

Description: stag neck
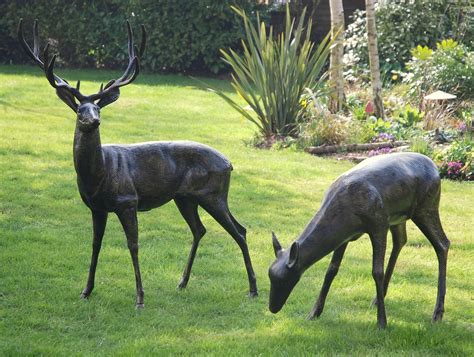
[[73, 124, 106, 191]]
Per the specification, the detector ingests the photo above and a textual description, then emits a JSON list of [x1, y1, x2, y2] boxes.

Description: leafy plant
[[394, 105, 424, 127], [296, 113, 347, 147], [437, 138, 473, 180], [212, 5, 332, 138], [404, 39, 474, 100], [344, 0, 474, 85], [410, 136, 434, 157]]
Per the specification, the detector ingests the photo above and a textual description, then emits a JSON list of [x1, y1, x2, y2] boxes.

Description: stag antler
[[89, 21, 147, 102], [18, 19, 146, 104], [18, 18, 85, 101]]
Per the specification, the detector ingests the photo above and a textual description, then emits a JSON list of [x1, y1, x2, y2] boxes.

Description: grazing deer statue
[[268, 152, 450, 328], [19, 20, 258, 308]]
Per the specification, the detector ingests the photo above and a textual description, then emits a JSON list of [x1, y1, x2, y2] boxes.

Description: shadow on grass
[[0, 64, 235, 94]]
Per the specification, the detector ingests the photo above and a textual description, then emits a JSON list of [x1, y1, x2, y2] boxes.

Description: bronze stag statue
[[19, 20, 258, 308], [269, 153, 450, 328]]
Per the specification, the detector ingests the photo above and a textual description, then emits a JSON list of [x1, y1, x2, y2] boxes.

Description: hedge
[[0, 0, 263, 74]]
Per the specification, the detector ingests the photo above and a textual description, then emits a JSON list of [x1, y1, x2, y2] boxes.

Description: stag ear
[[272, 232, 282, 257], [287, 241, 300, 269], [55, 87, 78, 112], [97, 84, 120, 108]]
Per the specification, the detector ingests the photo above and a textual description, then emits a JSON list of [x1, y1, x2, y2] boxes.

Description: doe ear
[[97, 85, 120, 108], [272, 232, 282, 257], [287, 241, 300, 269], [55, 87, 78, 112]]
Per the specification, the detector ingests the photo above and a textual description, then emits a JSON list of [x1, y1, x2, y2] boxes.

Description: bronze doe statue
[[19, 20, 258, 308], [269, 153, 450, 328]]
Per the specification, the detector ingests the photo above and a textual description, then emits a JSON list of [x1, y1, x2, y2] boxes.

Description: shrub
[[212, 5, 331, 138], [344, 0, 474, 85], [436, 138, 473, 180], [0, 0, 261, 74], [404, 39, 474, 100], [410, 136, 434, 157]]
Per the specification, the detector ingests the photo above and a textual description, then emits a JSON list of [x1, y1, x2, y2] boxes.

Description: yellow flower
[[392, 74, 398, 81], [300, 99, 307, 108]]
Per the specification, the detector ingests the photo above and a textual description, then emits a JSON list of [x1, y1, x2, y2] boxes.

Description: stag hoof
[[370, 297, 378, 308], [135, 303, 144, 309], [248, 290, 259, 298], [80, 290, 91, 299]]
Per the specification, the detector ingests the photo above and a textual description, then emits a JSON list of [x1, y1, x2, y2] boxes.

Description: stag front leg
[[308, 243, 348, 320], [369, 227, 389, 329], [117, 207, 144, 308], [81, 210, 108, 299]]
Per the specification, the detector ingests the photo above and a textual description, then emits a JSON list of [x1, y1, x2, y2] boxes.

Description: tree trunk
[[329, 0, 345, 113], [365, 0, 384, 119]]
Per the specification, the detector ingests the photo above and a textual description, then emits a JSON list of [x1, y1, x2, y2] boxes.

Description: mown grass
[[0, 65, 473, 356]]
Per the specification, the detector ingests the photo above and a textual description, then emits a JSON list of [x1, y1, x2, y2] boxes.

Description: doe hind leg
[[175, 196, 207, 289], [371, 222, 408, 306], [412, 211, 450, 322], [198, 194, 258, 297]]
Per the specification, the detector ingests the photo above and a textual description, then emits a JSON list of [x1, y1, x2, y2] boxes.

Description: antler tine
[[76, 80, 81, 91], [126, 20, 135, 59], [89, 21, 145, 102], [139, 24, 147, 58], [18, 19, 84, 101], [18, 19, 43, 66]]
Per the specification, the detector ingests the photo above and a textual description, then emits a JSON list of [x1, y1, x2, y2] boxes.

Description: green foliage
[[394, 105, 424, 127], [404, 39, 474, 99], [213, 5, 332, 138], [0, 0, 261, 73], [296, 114, 347, 147], [410, 136, 434, 157], [344, 0, 474, 84], [436, 138, 473, 180]]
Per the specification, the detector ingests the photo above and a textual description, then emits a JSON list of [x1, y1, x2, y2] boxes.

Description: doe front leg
[[117, 207, 144, 308], [308, 243, 348, 320], [81, 210, 108, 299], [369, 228, 389, 329]]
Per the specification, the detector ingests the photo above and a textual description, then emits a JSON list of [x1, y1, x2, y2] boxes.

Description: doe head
[[18, 19, 146, 133], [268, 232, 301, 313]]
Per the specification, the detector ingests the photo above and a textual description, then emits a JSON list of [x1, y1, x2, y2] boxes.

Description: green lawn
[[0, 65, 473, 356]]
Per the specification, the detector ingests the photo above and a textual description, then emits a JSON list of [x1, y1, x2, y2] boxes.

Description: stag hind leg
[[81, 210, 108, 299], [371, 222, 408, 306], [412, 211, 450, 322], [198, 194, 258, 297], [117, 207, 144, 308], [175, 196, 207, 289]]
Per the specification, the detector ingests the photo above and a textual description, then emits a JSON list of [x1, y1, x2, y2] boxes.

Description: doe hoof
[[135, 303, 145, 309], [432, 313, 444, 323], [80, 292, 90, 300], [248, 291, 259, 298], [177, 281, 188, 290]]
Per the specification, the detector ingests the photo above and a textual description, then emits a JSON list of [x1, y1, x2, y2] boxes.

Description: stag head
[[268, 232, 301, 313], [18, 19, 146, 132]]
